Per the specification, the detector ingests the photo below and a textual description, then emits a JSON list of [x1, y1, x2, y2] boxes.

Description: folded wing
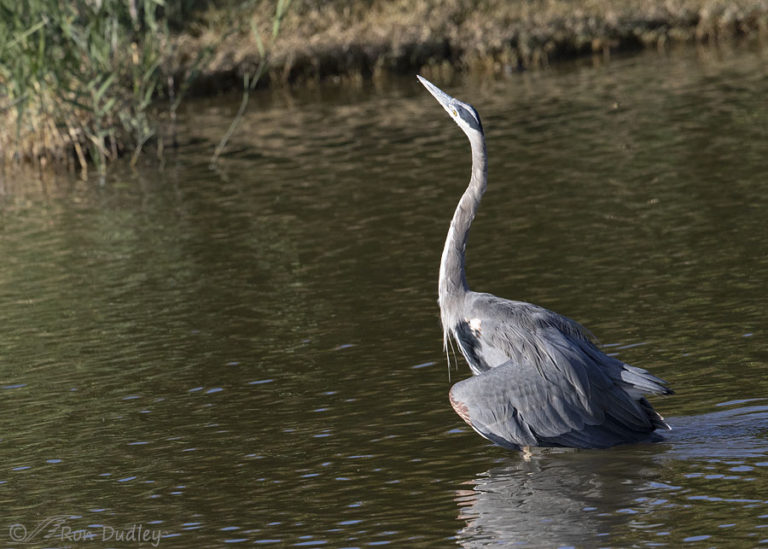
[[449, 327, 670, 449]]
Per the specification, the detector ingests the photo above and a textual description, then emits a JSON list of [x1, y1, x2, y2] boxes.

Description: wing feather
[[450, 358, 661, 449], [447, 292, 672, 449]]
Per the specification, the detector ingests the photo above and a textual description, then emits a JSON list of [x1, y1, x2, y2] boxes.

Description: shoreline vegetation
[[2, 0, 767, 171]]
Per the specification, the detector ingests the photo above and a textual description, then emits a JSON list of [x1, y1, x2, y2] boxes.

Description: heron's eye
[[451, 108, 458, 117]]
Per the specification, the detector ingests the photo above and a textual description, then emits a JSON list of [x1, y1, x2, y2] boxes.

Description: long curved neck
[[439, 131, 487, 310]]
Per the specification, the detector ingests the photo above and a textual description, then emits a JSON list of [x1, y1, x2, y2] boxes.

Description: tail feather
[[620, 363, 673, 396]]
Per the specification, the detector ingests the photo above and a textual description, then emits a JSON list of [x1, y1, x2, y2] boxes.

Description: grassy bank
[[179, 0, 768, 88], [2, 0, 767, 170]]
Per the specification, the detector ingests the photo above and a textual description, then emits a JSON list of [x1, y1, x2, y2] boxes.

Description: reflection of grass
[[2, 0, 767, 170]]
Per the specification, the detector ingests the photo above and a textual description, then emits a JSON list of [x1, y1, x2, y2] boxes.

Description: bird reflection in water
[[452, 401, 768, 547]]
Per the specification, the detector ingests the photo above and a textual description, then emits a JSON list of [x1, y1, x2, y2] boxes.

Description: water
[[1, 45, 767, 547]]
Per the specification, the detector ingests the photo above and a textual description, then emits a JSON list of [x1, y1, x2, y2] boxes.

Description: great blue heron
[[417, 75, 673, 451]]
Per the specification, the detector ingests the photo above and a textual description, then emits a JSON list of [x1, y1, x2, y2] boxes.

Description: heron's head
[[417, 75, 484, 139]]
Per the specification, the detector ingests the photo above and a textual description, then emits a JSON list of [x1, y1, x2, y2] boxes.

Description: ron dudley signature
[[9, 515, 164, 546]]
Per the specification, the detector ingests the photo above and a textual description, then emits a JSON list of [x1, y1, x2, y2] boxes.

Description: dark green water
[[1, 45, 767, 547]]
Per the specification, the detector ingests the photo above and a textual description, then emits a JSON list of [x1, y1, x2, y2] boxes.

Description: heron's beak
[[417, 75, 455, 113]]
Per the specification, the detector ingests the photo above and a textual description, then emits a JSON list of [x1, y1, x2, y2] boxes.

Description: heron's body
[[417, 75, 672, 451]]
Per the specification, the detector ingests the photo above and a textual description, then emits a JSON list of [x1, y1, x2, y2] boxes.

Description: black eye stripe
[[456, 105, 482, 132]]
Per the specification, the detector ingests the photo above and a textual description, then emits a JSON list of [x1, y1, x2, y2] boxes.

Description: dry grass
[[173, 0, 768, 89]]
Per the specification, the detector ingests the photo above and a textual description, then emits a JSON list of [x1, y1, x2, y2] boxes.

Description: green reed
[[0, 0, 278, 173], [211, 0, 292, 165], [0, 0, 167, 172]]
